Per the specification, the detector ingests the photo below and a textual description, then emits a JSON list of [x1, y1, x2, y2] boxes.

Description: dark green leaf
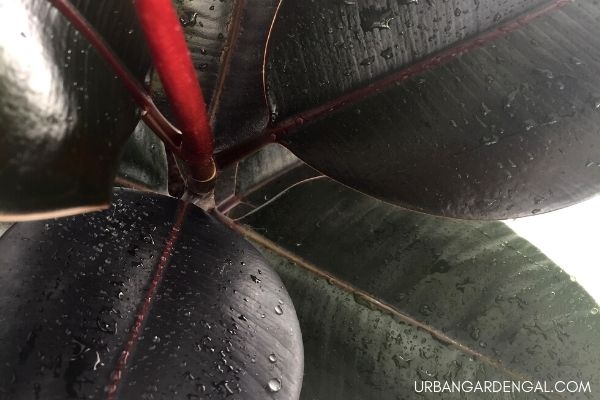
[[116, 122, 168, 193], [262, 249, 539, 400], [154, 0, 279, 153], [267, 0, 600, 219], [0, 0, 150, 220], [219, 155, 600, 399], [0, 189, 303, 399]]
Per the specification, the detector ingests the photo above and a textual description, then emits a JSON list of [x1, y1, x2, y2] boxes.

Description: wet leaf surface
[[262, 248, 542, 400], [0, 189, 303, 399], [153, 0, 280, 154], [267, 0, 600, 219], [218, 149, 600, 399], [0, 0, 150, 220]]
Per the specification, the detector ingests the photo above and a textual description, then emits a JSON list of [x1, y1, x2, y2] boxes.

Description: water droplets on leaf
[[267, 378, 282, 393], [524, 119, 537, 131], [585, 160, 600, 168], [533, 68, 554, 80], [589, 94, 600, 110], [180, 12, 200, 28], [380, 47, 393, 60], [360, 56, 375, 66], [419, 304, 432, 316], [360, 8, 395, 32], [481, 134, 499, 146], [480, 102, 491, 117]]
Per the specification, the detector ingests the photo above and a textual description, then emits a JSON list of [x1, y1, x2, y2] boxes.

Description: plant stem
[[134, 0, 216, 184], [48, 0, 183, 154]]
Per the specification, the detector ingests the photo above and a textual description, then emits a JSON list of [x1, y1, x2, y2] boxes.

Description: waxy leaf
[[116, 122, 169, 194], [0, 189, 303, 399], [0, 0, 150, 220], [154, 0, 280, 153], [266, 0, 600, 219], [217, 147, 600, 399]]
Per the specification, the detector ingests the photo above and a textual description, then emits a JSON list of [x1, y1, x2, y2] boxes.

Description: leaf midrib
[[216, 210, 564, 400]]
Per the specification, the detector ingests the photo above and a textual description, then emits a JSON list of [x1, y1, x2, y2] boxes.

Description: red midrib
[[215, 0, 573, 168], [105, 202, 188, 400], [267, 0, 573, 139]]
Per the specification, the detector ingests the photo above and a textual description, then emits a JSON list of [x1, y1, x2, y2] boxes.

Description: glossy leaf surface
[[218, 150, 600, 399], [116, 122, 169, 193], [153, 0, 279, 154], [0, 189, 303, 399], [267, 0, 600, 219], [0, 0, 150, 220]]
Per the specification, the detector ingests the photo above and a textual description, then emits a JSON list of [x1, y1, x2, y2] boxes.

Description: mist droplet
[[267, 378, 281, 392]]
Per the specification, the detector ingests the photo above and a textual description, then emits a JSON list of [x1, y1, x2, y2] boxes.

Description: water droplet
[[380, 47, 393, 60], [268, 353, 277, 363], [481, 134, 499, 146], [481, 102, 491, 116], [180, 12, 199, 27], [251, 275, 261, 284], [524, 119, 537, 131], [586, 160, 600, 168], [93, 351, 102, 370], [591, 307, 599, 315], [534, 68, 554, 79], [267, 378, 281, 392], [570, 56, 583, 66], [590, 94, 600, 110], [419, 304, 432, 316], [360, 56, 375, 66], [274, 305, 283, 315], [454, 8, 462, 17]]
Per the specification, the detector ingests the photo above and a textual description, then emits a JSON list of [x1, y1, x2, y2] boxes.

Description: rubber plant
[[1, 0, 599, 399]]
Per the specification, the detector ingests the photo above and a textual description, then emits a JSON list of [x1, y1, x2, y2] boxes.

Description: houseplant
[[1, 0, 598, 398]]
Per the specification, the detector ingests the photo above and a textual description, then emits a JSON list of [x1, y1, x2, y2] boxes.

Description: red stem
[[134, 0, 216, 182], [48, 0, 182, 153]]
